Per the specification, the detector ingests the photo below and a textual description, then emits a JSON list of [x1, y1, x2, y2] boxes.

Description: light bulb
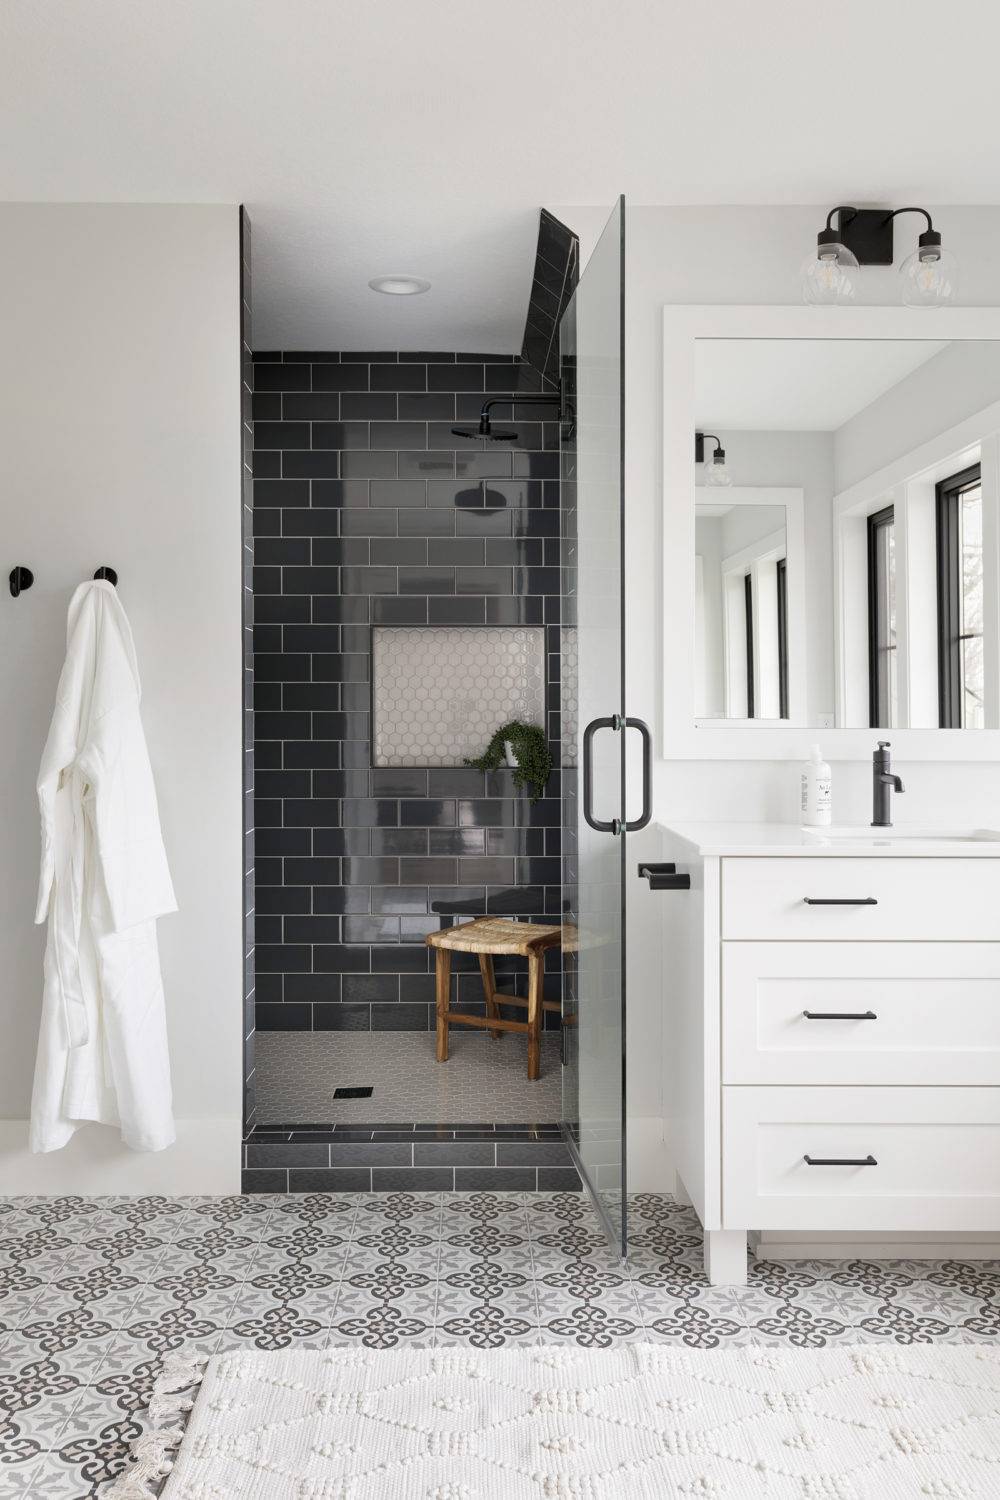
[[801, 243, 860, 305], [899, 246, 958, 308], [704, 452, 732, 487]]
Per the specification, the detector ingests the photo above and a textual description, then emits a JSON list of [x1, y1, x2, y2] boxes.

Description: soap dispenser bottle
[[801, 744, 832, 827]]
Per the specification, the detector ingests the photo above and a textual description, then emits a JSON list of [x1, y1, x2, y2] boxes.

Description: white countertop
[[659, 822, 1000, 857]]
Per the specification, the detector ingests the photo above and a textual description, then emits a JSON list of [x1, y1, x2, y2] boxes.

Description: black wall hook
[[9, 566, 34, 598], [94, 567, 118, 586]]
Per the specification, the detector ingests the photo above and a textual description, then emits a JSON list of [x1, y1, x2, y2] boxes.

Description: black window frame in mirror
[[867, 504, 896, 729], [936, 462, 983, 729], [776, 556, 789, 720], [744, 571, 755, 718]]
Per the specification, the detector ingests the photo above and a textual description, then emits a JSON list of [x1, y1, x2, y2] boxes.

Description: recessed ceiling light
[[368, 274, 431, 296]]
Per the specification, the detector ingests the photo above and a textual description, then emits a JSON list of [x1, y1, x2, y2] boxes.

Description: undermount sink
[[802, 826, 1000, 844]]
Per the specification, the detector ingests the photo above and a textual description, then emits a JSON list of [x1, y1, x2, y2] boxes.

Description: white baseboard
[[0, 1118, 242, 1196], [627, 1116, 672, 1193], [752, 1230, 1000, 1261]]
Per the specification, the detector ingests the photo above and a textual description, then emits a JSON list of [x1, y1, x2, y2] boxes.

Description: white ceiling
[[695, 341, 949, 431], [3, 0, 1000, 350]]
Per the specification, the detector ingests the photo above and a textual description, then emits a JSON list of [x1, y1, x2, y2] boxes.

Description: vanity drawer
[[721, 856, 1000, 941], [722, 1087, 1000, 1232], [722, 943, 1000, 1086]]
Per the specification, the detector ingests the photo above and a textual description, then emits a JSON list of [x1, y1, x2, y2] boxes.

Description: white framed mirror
[[663, 304, 1000, 759]]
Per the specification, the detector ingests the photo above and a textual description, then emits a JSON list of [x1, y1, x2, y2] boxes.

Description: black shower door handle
[[582, 715, 653, 834], [623, 717, 652, 832], [582, 717, 619, 834]]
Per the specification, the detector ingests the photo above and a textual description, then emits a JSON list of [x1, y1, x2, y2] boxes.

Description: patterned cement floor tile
[[7, 1189, 1000, 1491], [0, 1285, 49, 1330], [631, 1279, 747, 1326], [434, 1315, 542, 1347]]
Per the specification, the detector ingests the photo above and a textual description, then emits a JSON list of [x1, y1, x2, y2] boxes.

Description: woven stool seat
[[426, 917, 574, 1080], [427, 917, 564, 956]]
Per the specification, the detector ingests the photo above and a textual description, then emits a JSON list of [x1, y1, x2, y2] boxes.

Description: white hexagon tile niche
[[372, 627, 546, 766]]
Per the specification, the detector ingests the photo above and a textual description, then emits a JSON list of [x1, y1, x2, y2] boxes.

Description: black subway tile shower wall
[[251, 352, 563, 1033], [521, 210, 578, 389]]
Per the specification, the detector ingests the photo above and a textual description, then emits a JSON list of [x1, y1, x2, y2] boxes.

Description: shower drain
[[333, 1086, 374, 1099]]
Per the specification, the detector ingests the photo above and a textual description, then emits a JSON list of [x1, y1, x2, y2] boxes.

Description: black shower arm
[[477, 394, 567, 424]]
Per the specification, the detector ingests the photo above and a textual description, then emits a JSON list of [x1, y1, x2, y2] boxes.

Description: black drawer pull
[[803, 896, 878, 906], [803, 1010, 878, 1021], [803, 1154, 877, 1167]]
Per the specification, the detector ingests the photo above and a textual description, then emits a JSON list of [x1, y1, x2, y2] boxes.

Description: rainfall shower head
[[451, 417, 518, 442], [451, 391, 569, 447]]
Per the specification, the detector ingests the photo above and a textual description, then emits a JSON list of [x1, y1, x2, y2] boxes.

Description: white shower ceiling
[[3, 0, 1000, 350]]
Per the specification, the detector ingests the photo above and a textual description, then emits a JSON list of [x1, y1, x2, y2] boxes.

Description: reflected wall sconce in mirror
[[695, 431, 731, 487], [802, 206, 958, 308]]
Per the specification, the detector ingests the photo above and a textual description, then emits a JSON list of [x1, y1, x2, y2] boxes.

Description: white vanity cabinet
[[660, 824, 1000, 1285]]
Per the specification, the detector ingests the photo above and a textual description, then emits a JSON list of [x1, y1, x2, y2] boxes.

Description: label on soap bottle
[[801, 768, 833, 826]]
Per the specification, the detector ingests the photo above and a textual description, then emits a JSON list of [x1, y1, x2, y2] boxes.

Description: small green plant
[[464, 720, 553, 804]]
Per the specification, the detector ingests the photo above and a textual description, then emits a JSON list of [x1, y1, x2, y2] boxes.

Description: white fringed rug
[[108, 1343, 1000, 1499]]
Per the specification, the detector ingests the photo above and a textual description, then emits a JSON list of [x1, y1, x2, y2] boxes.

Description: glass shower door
[[560, 197, 642, 1257]]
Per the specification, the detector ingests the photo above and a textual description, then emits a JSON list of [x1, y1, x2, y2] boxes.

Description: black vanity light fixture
[[695, 432, 732, 488], [802, 206, 958, 308]]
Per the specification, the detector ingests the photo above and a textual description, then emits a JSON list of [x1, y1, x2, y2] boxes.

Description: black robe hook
[[9, 566, 34, 598], [94, 567, 118, 586]]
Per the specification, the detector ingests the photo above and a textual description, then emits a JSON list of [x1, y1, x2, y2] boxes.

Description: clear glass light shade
[[899, 248, 959, 308], [801, 244, 860, 305], [703, 454, 732, 487]]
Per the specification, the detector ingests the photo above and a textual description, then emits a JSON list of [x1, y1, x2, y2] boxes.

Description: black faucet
[[872, 741, 904, 827]]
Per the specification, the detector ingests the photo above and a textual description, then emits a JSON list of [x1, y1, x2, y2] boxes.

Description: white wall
[[694, 517, 724, 716], [835, 339, 1000, 491], [0, 204, 243, 1193], [553, 204, 1000, 1190]]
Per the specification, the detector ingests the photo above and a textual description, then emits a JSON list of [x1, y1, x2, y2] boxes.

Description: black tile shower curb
[[241, 1121, 581, 1193]]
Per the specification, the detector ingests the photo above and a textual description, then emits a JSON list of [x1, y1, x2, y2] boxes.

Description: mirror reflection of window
[[744, 573, 755, 718], [776, 557, 789, 719], [868, 505, 897, 729], [694, 501, 788, 721], [691, 335, 1000, 732], [937, 465, 984, 728]]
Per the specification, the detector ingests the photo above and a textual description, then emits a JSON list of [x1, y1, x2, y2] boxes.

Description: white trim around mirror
[[662, 304, 1000, 760]]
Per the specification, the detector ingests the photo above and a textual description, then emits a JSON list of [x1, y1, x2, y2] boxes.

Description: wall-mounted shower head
[[451, 391, 570, 447], [451, 416, 518, 441]]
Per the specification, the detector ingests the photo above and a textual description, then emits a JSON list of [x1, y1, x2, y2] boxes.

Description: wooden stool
[[426, 917, 568, 1081]]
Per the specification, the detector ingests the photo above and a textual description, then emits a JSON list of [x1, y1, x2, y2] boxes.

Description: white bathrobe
[[31, 580, 177, 1153]]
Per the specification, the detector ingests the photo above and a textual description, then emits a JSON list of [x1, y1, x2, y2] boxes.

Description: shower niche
[[372, 626, 545, 767]]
